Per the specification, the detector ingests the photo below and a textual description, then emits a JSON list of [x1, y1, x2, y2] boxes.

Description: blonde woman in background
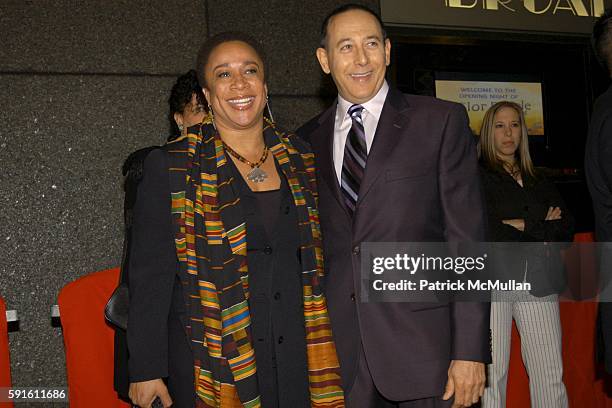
[[478, 101, 573, 408]]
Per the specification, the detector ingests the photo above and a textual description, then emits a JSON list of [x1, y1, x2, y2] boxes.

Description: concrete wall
[[0, 0, 377, 404]]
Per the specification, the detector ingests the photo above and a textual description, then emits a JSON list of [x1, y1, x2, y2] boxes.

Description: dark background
[[388, 28, 609, 232]]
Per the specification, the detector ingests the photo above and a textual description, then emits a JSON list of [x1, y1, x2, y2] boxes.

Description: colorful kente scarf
[[166, 115, 345, 407]]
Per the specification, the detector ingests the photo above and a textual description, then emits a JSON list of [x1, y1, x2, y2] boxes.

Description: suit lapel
[[309, 103, 349, 216], [358, 88, 412, 203]]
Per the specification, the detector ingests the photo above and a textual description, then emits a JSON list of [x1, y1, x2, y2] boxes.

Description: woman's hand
[[545, 206, 562, 221], [502, 219, 525, 232], [129, 379, 173, 408]]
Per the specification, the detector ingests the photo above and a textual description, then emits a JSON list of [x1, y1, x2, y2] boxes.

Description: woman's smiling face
[[202, 40, 267, 132]]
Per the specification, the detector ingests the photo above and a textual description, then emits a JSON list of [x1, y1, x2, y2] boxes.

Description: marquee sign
[[381, 0, 610, 35]]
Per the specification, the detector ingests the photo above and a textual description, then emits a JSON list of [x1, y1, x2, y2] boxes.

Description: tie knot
[[348, 104, 364, 118]]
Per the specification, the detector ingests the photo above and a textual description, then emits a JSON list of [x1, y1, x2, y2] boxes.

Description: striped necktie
[[341, 104, 367, 215]]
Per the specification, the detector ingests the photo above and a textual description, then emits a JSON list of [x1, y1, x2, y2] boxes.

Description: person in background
[[297, 4, 490, 407], [586, 7, 612, 374], [167, 69, 206, 141], [479, 101, 573, 408], [112, 69, 206, 403], [126, 32, 344, 408]]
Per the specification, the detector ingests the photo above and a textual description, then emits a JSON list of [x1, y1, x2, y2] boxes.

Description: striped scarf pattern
[[166, 115, 345, 407]]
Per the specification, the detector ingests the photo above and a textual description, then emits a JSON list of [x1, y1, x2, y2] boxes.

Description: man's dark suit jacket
[[585, 84, 612, 372], [586, 84, 612, 243], [297, 87, 490, 401]]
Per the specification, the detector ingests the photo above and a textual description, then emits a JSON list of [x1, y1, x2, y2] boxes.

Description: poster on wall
[[435, 76, 545, 136]]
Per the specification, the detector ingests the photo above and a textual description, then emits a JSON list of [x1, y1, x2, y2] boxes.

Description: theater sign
[[381, 0, 611, 35]]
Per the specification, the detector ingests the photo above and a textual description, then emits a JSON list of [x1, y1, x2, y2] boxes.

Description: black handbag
[[104, 282, 129, 331]]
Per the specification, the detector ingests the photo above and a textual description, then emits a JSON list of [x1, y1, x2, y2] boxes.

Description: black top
[[480, 165, 575, 296], [480, 166, 574, 243], [252, 189, 281, 237], [228, 159, 311, 408]]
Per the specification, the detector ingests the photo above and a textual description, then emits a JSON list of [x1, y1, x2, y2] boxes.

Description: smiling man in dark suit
[[297, 4, 490, 408]]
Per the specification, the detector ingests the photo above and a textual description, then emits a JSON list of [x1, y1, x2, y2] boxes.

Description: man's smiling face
[[316, 9, 391, 104]]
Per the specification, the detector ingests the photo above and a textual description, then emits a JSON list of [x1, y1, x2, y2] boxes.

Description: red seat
[[58, 268, 130, 408], [0, 298, 13, 408]]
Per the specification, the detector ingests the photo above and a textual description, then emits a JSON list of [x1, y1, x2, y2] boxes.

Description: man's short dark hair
[[319, 3, 387, 49], [196, 31, 267, 88], [593, 7, 612, 75]]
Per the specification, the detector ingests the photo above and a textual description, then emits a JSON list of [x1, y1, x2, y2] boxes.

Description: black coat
[[116, 142, 313, 407], [586, 84, 612, 243], [125, 148, 195, 407], [479, 166, 575, 297], [585, 83, 612, 372]]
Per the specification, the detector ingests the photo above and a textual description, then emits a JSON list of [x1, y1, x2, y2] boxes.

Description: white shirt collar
[[331, 81, 389, 184], [337, 80, 389, 121]]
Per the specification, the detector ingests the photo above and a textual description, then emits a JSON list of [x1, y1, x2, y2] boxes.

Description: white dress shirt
[[333, 80, 389, 184]]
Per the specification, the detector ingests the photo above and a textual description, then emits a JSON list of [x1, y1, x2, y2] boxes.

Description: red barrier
[[506, 232, 612, 407], [58, 268, 130, 408]]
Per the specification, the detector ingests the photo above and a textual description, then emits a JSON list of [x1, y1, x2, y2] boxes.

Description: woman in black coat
[[124, 32, 343, 408], [478, 101, 573, 408]]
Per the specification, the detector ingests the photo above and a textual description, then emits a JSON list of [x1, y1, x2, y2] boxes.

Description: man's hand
[[442, 360, 485, 408], [129, 379, 172, 408]]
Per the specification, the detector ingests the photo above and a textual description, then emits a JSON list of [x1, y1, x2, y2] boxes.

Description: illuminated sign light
[[445, 0, 604, 17], [381, 0, 610, 35]]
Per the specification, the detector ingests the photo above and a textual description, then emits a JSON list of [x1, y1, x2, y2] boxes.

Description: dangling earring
[[178, 124, 184, 132], [266, 96, 274, 123], [208, 104, 217, 130]]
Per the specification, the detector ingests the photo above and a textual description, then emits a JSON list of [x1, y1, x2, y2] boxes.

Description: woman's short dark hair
[[593, 8, 612, 75], [196, 31, 268, 88], [167, 70, 205, 140], [319, 4, 387, 49]]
